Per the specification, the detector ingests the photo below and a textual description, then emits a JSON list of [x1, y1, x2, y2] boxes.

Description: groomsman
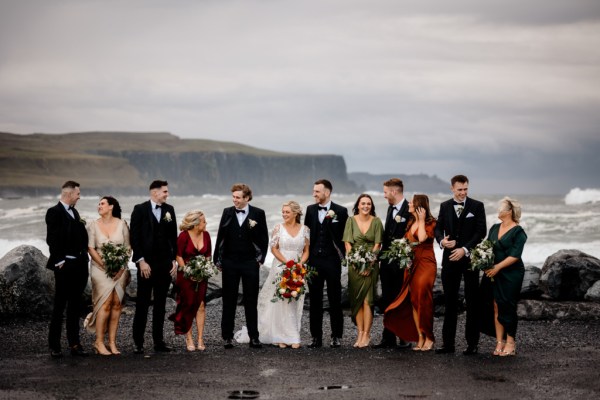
[[46, 181, 89, 358], [130, 180, 178, 354], [215, 183, 269, 349], [304, 179, 348, 348], [373, 178, 411, 349], [434, 175, 486, 355]]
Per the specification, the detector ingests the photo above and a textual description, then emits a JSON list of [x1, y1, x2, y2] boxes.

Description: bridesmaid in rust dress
[[384, 194, 437, 351], [170, 210, 212, 351]]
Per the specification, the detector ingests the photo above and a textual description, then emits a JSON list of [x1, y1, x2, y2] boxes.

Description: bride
[[236, 200, 310, 348]]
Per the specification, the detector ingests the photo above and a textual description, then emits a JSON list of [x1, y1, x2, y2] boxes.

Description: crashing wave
[[564, 188, 600, 205]]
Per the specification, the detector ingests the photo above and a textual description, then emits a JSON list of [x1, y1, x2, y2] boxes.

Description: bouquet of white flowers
[[183, 255, 218, 290], [380, 238, 417, 269], [470, 239, 495, 279], [100, 242, 130, 278], [343, 244, 378, 274]]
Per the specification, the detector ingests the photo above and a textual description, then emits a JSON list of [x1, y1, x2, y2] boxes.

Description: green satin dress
[[342, 216, 384, 318], [480, 223, 527, 338]]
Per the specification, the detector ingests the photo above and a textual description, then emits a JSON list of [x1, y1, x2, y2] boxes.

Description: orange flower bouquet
[[271, 259, 316, 303]]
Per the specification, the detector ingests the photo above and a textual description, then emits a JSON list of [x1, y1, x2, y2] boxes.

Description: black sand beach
[[1, 302, 599, 400]]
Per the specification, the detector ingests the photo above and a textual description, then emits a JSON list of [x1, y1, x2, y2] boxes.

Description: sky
[[1, 0, 600, 195]]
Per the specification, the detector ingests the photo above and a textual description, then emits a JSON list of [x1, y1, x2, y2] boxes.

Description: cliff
[[0, 131, 359, 196]]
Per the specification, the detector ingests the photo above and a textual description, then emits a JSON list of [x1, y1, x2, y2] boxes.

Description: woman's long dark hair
[[102, 196, 122, 219], [407, 194, 435, 227], [352, 193, 376, 216]]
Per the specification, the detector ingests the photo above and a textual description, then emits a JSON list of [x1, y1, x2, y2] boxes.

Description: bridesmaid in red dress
[[384, 194, 437, 351], [170, 210, 212, 351]]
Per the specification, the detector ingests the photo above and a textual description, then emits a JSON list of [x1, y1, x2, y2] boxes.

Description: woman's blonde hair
[[179, 210, 205, 231], [499, 197, 521, 223], [282, 200, 303, 223]]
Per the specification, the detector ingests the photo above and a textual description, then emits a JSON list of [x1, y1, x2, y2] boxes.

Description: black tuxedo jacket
[[434, 197, 486, 267], [381, 199, 411, 252], [130, 200, 178, 266], [304, 202, 349, 261], [214, 205, 269, 266], [45, 202, 89, 270]]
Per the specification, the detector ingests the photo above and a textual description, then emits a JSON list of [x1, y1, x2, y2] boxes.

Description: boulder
[[584, 281, 600, 302], [521, 265, 542, 299], [540, 250, 600, 300], [0, 245, 54, 315], [518, 299, 600, 320]]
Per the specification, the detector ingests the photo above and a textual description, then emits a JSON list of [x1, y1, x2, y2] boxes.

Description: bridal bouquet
[[272, 260, 316, 303], [343, 245, 378, 274], [100, 242, 130, 278], [183, 255, 218, 290], [470, 240, 495, 279], [380, 238, 417, 269]]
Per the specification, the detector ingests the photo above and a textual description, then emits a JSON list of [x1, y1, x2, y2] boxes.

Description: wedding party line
[[46, 174, 526, 359]]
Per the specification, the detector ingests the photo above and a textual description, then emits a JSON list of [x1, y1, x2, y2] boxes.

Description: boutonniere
[[163, 212, 172, 223], [79, 217, 86, 226], [248, 219, 257, 228], [394, 215, 401, 223], [325, 210, 337, 220]]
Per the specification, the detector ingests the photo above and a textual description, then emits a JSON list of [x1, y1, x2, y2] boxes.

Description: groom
[[304, 179, 348, 348], [215, 183, 269, 349]]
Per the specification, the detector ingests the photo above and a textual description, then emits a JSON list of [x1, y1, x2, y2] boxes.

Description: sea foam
[[565, 188, 600, 205]]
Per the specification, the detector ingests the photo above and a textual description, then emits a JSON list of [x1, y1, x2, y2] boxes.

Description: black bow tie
[[318, 206, 328, 211], [453, 201, 464, 206], [155, 204, 162, 209], [68, 206, 75, 211], [235, 209, 246, 214]]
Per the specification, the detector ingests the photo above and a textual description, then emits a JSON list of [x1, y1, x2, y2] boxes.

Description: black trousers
[[220, 258, 260, 340], [133, 263, 172, 347], [378, 260, 404, 344], [307, 255, 344, 339], [441, 262, 480, 347], [48, 257, 89, 350]]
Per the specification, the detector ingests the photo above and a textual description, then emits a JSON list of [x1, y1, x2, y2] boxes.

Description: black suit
[[214, 205, 269, 341], [304, 202, 348, 340], [130, 200, 177, 348], [434, 197, 486, 348], [45, 202, 89, 351], [378, 200, 410, 344]]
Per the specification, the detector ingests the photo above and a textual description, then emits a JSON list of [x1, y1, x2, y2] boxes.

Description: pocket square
[[401, 217, 406, 222], [466, 212, 475, 218], [332, 220, 338, 223]]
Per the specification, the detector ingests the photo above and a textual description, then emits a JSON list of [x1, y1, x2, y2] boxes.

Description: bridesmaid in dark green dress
[[480, 197, 527, 357], [343, 194, 384, 348]]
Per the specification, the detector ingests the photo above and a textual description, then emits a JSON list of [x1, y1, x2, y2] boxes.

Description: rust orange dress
[[383, 220, 437, 342]]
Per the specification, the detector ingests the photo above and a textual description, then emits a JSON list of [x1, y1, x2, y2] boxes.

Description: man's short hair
[[62, 180, 80, 190], [149, 180, 168, 191], [314, 179, 333, 192], [383, 178, 403, 192], [450, 175, 469, 186], [231, 183, 253, 201]]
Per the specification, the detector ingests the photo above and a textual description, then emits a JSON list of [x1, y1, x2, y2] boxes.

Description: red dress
[[383, 220, 437, 342], [170, 230, 212, 335]]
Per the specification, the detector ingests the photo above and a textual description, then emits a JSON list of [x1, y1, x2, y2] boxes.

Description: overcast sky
[[1, 0, 599, 195]]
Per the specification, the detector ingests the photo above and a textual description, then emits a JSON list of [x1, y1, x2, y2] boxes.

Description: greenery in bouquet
[[272, 260, 316, 303], [183, 255, 218, 289], [100, 241, 131, 278], [343, 244, 378, 274], [380, 238, 417, 269], [470, 239, 495, 279]]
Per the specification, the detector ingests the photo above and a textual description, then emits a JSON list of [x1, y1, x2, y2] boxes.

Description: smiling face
[[232, 190, 249, 209], [358, 196, 373, 216], [312, 184, 330, 205], [383, 185, 399, 205], [282, 205, 296, 223], [196, 215, 207, 232], [63, 186, 81, 207], [151, 185, 169, 205], [451, 181, 468, 202], [97, 198, 113, 217]]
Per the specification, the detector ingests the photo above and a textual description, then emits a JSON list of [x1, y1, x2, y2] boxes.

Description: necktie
[[235, 209, 246, 214], [318, 206, 327, 211]]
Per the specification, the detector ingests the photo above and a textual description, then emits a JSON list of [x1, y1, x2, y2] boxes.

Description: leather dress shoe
[[154, 343, 173, 352], [133, 346, 145, 355], [70, 344, 89, 357], [372, 340, 396, 349], [224, 339, 234, 349], [397, 340, 411, 349], [330, 337, 341, 348], [463, 345, 479, 355], [249, 338, 263, 349], [435, 346, 456, 354], [50, 349, 63, 359], [308, 338, 322, 348]]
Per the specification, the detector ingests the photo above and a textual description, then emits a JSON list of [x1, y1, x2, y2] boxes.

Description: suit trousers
[[48, 257, 89, 350], [221, 258, 260, 340], [379, 260, 404, 344], [441, 262, 480, 347], [133, 264, 172, 347], [307, 255, 344, 339]]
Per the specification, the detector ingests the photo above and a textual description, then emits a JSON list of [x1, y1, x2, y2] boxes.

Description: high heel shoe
[[185, 337, 196, 352], [93, 342, 111, 356], [493, 341, 505, 356], [358, 333, 371, 348], [108, 342, 121, 355], [413, 334, 425, 351], [353, 331, 364, 348], [421, 340, 435, 352], [197, 340, 206, 351], [499, 342, 516, 356]]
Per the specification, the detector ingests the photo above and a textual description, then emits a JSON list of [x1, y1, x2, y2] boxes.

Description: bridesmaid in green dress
[[480, 197, 527, 357], [343, 194, 384, 348]]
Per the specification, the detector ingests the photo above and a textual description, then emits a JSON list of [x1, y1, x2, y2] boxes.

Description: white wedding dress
[[235, 223, 310, 345]]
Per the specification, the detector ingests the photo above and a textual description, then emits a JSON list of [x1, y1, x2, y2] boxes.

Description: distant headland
[[0, 131, 447, 196]]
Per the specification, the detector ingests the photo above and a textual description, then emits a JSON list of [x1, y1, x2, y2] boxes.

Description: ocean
[[1, 189, 599, 268]]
